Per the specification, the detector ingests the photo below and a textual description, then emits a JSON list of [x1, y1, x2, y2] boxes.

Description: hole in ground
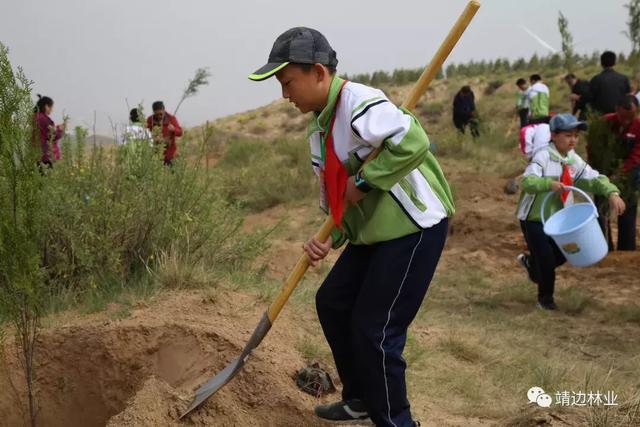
[[0, 324, 234, 427]]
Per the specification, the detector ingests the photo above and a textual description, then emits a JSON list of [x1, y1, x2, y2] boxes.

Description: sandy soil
[[0, 289, 336, 427]]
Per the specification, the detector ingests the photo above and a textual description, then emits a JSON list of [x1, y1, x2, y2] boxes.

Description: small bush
[[615, 304, 640, 324], [484, 80, 504, 96], [586, 116, 639, 201], [418, 100, 446, 123], [154, 245, 216, 289], [557, 287, 593, 315], [237, 112, 257, 125], [438, 333, 482, 363], [250, 120, 268, 135], [296, 339, 331, 364], [40, 130, 263, 294], [216, 138, 316, 211]]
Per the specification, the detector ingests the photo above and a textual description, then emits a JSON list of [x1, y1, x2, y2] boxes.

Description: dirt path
[[446, 169, 640, 305], [247, 168, 640, 308]]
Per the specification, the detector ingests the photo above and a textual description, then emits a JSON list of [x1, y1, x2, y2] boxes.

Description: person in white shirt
[[527, 74, 550, 124], [121, 108, 151, 145]]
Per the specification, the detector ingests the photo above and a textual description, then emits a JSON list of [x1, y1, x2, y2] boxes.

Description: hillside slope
[[2, 68, 639, 427]]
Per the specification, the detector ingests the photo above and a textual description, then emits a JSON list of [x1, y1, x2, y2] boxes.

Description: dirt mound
[[106, 377, 184, 426], [0, 290, 331, 427]]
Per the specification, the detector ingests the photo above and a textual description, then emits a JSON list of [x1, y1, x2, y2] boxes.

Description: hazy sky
[[0, 0, 631, 134]]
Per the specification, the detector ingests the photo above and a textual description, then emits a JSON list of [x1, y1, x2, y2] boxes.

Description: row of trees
[[346, 0, 640, 86], [343, 68, 442, 86], [342, 50, 611, 86], [445, 51, 605, 78], [558, 0, 640, 75]]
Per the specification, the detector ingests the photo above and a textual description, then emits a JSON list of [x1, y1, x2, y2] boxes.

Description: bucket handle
[[540, 185, 598, 226]]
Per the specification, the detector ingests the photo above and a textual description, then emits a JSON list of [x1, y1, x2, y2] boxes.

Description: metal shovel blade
[[180, 312, 272, 419]]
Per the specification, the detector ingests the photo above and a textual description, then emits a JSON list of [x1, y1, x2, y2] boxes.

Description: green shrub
[[418, 100, 446, 123], [40, 131, 264, 294], [237, 112, 257, 125], [0, 41, 50, 426], [216, 138, 316, 211], [586, 116, 639, 202], [250, 120, 268, 134], [615, 304, 640, 324], [484, 80, 504, 96]]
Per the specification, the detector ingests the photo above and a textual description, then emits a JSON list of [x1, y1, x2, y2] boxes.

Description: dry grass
[[613, 304, 640, 325], [403, 265, 640, 424], [155, 246, 217, 290]]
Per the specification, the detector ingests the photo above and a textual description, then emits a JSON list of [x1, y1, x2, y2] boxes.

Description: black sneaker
[[314, 399, 370, 423], [537, 300, 558, 311], [517, 253, 536, 283]]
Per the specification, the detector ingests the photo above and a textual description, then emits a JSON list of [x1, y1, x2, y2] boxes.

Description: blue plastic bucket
[[540, 186, 608, 267]]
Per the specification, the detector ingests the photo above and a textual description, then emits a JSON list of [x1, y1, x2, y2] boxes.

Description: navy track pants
[[316, 219, 448, 427]]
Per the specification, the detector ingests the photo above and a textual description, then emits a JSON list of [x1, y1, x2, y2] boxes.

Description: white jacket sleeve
[[350, 100, 411, 148]]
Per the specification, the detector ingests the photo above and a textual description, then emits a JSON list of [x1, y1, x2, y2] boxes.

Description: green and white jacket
[[527, 82, 550, 119], [516, 89, 529, 110], [517, 143, 619, 222], [308, 76, 455, 248]]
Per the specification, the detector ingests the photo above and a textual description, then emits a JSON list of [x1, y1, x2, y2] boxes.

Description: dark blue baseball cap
[[549, 113, 587, 132], [249, 27, 338, 81]]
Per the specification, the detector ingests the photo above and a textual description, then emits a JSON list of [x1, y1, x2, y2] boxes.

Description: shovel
[[180, 0, 481, 418]]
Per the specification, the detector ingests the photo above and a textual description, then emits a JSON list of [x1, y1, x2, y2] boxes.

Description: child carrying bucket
[[516, 114, 626, 310]]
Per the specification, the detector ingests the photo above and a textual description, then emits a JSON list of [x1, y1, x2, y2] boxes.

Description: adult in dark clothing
[[598, 95, 640, 251], [589, 51, 631, 114], [564, 73, 591, 121], [452, 85, 479, 137]]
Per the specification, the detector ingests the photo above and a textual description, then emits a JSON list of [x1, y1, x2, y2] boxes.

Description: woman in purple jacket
[[33, 95, 65, 168]]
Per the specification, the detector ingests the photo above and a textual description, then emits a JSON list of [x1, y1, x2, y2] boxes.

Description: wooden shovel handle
[[402, 0, 480, 111], [267, 218, 334, 321]]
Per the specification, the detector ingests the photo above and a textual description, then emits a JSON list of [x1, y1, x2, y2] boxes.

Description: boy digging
[[249, 27, 454, 426], [517, 114, 625, 310]]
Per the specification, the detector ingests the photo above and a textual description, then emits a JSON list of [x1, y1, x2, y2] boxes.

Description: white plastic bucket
[[540, 186, 608, 267]]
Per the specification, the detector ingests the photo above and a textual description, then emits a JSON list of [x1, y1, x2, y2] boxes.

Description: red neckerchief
[[560, 162, 573, 203], [324, 80, 349, 229]]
